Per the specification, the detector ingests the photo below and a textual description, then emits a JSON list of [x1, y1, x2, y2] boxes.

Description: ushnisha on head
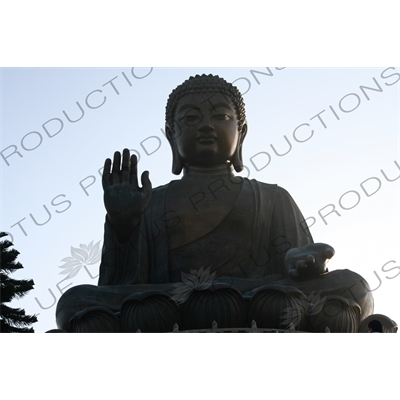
[[165, 74, 248, 175]]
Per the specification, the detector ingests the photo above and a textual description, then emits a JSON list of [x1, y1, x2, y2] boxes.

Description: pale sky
[[1, 67, 399, 332], [2, 2, 400, 397]]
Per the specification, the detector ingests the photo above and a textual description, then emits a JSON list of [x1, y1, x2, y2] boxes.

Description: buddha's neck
[[182, 164, 235, 179]]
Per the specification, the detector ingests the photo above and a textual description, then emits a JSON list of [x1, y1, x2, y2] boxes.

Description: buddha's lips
[[197, 135, 217, 144]]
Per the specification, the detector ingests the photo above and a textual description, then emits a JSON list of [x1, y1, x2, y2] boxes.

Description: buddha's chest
[[165, 178, 246, 249]]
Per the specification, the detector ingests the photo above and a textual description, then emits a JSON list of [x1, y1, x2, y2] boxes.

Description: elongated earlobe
[[166, 125, 184, 175], [232, 147, 244, 172], [171, 150, 184, 175], [232, 122, 247, 172]]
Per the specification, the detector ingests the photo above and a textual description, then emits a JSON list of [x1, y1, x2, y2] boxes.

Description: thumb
[[141, 171, 152, 195]]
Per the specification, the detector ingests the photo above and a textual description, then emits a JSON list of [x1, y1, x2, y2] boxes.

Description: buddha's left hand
[[284, 243, 335, 279]]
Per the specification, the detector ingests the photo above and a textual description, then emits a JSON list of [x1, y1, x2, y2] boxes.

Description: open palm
[[102, 148, 152, 241]]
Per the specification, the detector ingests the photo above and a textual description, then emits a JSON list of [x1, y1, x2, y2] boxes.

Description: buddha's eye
[[213, 113, 232, 121], [182, 115, 200, 122], [182, 115, 200, 121], [181, 114, 202, 125]]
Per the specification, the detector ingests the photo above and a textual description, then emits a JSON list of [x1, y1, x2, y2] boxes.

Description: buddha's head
[[165, 74, 247, 175]]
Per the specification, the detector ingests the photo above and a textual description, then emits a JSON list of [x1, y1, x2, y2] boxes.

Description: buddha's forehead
[[175, 92, 235, 114]]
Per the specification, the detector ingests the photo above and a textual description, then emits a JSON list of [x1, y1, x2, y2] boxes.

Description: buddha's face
[[169, 92, 244, 168]]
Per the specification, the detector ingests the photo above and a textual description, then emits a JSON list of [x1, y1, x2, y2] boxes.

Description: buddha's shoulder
[[152, 182, 171, 193], [246, 179, 292, 196], [151, 179, 293, 199]]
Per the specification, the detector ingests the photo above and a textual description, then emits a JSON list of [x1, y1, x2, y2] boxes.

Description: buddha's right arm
[[107, 213, 141, 244], [98, 216, 144, 286]]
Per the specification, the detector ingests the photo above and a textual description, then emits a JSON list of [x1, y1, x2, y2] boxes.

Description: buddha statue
[[55, 74, 377, 333]]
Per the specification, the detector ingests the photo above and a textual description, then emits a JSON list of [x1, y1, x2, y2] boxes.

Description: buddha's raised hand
[[284, 243, 335, 279], [102, 149, 152, 242]]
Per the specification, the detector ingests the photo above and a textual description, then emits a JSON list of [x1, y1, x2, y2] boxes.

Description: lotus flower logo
[[170, 266, 217, 305], [58, 240, 102, 279], [280, 291, 327, 329]]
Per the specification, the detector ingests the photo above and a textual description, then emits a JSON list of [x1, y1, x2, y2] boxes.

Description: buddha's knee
[[290, 269, 374, 318], [247, 285, 363, 332], [305, 295, 362, 333], [69, 306, 122, 333], [327, 269, 374, 318], [56, 284, 99, 331]]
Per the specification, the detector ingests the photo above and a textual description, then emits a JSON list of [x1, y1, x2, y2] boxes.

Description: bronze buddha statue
[[55, 74, 378, 333]]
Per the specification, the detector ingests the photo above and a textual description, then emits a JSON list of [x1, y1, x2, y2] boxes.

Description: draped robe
[[98, 179, 313, 286], [56, 177, 374, 331]]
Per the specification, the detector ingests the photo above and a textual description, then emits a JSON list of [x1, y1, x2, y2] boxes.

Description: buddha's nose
[[198, 115, 214, 133]]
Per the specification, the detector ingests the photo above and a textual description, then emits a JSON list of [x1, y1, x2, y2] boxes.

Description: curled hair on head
[[165, 74, 247, 174], [165, 74, 246, 135]]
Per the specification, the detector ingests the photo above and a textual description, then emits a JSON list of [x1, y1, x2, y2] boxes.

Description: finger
[[315, 258, 325, 271], [111, 151, 121, 184], [295, 260, 307, 270], [121, 149, 130, 183], [305, 255, 315, 268], [102, 158, 112, 189], [130, 154, 138, 186], [141, 171, 152, 196], [324, 247, 335, 259]]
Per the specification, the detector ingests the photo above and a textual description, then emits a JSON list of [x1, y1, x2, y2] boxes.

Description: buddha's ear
[[232, 120, 247, 173], [165, 123, 173, 140], [165, 123, 183, 175], [240, 120, 248, 143]]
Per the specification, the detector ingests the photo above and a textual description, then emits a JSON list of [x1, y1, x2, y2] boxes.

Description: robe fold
[[98, 179, 313, 286], [56, 179, 374, 331]]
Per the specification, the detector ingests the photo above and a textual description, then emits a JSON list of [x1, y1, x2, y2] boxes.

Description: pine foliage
[[1, 232, 38, 333]]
